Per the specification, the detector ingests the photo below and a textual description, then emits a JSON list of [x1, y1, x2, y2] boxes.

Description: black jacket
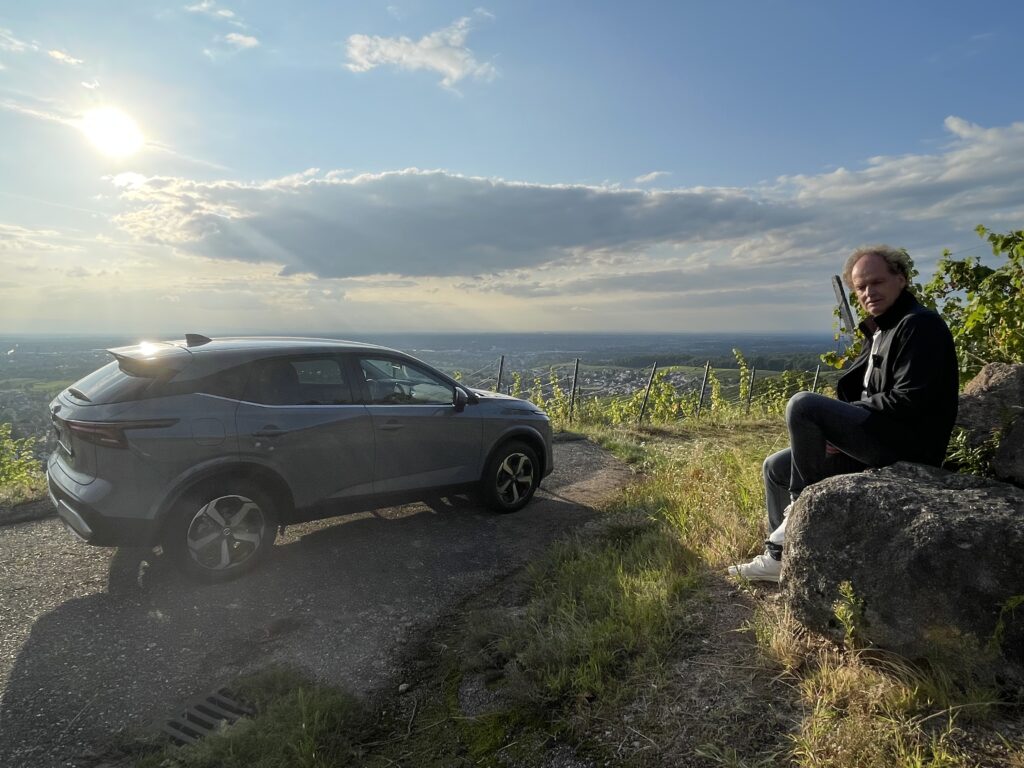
[[835, 290, 959, 467]]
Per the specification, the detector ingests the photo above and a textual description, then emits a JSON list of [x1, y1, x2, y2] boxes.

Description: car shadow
[[0, 491, 597, 767]]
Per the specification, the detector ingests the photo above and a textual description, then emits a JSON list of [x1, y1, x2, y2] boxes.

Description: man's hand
[[825, 442, 842, 456]]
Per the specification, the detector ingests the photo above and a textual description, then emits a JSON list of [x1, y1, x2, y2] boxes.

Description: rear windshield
[[68, 361, 156, 404]]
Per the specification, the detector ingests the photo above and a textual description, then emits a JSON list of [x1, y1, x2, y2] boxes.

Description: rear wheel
[[482, 440, 539, 513], [167, 480, 277, 583]]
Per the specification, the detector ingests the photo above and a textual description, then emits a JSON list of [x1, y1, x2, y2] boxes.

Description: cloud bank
[[112, 169, 804, 278], [110, 118, 1024, 294]]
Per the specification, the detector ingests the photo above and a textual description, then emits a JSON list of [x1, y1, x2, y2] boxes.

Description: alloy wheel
[[494, 452, 535, 506], [185, 494, 266, 571]]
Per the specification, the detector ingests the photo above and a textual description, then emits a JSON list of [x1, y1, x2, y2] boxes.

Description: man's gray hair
[[842, 244, 914, 288]]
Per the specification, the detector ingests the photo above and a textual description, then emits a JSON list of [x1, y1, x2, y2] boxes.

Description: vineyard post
[[811, 364, 820, 393], [745, 366, 757, 414], [568, 358, 580, 425], [637, 362, 658, 427], [496, 355, 505, 393], [696, 360, 711, 419]]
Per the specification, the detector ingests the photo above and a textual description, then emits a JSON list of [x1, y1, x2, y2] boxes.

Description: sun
[[80, 107, 145, 158]]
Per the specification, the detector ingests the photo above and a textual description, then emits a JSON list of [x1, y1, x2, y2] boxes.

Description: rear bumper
[[46, 464, 160, 547], [49, 482, 93, 541]]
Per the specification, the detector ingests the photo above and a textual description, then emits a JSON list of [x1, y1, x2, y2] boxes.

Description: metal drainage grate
[[161, 688, 256, 745]]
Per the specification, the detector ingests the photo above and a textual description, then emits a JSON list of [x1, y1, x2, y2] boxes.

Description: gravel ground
[[0, 437, 632, 768]]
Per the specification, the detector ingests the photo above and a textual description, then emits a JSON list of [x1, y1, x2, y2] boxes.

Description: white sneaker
[[727, 553, 782, 583]]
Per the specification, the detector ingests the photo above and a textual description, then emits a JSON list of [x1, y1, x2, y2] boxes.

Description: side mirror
[[453, 387, 467, 413]]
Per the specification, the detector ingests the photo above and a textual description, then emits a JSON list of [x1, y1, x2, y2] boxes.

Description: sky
[[2, 1, 1023, 336]]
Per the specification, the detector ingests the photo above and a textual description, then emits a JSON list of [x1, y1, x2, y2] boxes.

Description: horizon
[[1, 329, 835, 339], [2, 2, 1022, 335]]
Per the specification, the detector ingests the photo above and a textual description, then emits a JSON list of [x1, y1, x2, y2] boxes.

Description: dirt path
[[0, 437, 632, 768]]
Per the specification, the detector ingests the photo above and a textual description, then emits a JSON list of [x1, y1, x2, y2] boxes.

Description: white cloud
[[634, 171, 671, 184], [81, 79, 100, 89], [346, 11, 496, 89], [186, 1, 255, 56], [184, 1, 236, 20], [0, 223, 77, 252], [47, 49, 83, 66], [0, 97, 76, 127], [110, 172, 149, 189], [0, 28, 34, 53], [224, 32, 259, 49], [777, 116, 1024, 225]]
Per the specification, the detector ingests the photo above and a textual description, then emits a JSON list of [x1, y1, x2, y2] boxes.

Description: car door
[[235, 355, 374, 511], [355, 355, 482, 495]]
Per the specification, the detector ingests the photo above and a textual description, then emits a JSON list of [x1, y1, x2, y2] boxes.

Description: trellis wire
[[454, 354, 822, 425]]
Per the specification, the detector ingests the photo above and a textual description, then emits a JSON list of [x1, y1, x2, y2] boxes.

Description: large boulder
[[957, 362, 1024, 487], [781, 463, 1024, 680]]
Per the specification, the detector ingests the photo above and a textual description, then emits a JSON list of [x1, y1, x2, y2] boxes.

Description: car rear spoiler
[[108, 342, 193, 377]]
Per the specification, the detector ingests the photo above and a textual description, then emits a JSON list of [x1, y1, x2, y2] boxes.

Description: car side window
[[358, 357, 454, 405], [194, 364, 251, 400], [249, 357, 353, 405]]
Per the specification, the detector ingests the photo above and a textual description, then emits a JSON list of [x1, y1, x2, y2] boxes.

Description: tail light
[[64, 419, 179, 449]]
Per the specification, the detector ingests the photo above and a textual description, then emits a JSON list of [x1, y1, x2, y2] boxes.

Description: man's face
[[851, 254, 907, 317]]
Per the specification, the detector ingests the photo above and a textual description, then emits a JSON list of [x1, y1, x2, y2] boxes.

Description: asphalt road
[[0, 438, 631, 768]]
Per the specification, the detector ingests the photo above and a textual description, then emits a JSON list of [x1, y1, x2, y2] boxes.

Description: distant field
[[0, 379, 74, 395]]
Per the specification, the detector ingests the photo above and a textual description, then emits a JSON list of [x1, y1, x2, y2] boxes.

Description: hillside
[[99, 420, 1024, 768]]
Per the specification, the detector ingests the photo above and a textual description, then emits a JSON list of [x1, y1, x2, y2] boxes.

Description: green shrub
[[0, 423, 45, 505], [922, 226, 1024, 383]]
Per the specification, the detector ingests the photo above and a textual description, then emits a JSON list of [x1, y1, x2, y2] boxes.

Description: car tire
[[166, 480, 277, 583], [482, 440, 540, 513]]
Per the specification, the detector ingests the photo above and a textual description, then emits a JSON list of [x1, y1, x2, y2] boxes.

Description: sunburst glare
[[80, 107, 145, 158]]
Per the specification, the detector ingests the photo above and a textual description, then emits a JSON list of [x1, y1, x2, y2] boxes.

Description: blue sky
[[2, 1, 1022, 335]]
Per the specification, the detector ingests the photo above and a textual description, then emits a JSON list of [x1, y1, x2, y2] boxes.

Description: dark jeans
[[763, 392, 901, 556]]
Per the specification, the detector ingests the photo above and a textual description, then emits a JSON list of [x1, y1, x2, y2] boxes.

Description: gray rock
[[957, 362, 1024, 487], [782, 463, 1024, 679]]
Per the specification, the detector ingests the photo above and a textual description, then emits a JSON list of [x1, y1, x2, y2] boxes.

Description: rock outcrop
[[781, 463, 1024, 680], [956, 362, 1024, 487]]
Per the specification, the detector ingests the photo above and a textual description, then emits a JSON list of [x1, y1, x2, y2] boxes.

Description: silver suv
[[46, 335, 552, 582]]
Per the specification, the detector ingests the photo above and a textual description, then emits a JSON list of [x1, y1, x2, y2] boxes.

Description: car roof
[[106, 336, 419, 379], [179, 336, 396, 355]]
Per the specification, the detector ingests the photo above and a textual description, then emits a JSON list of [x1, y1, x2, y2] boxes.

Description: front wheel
[[482, 441, 539, 513], [166, 480, 277, 583]]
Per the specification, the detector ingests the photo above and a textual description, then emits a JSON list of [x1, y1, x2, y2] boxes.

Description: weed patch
[[127, 666, 371, 768]]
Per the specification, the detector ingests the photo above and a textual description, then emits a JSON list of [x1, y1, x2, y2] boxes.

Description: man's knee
[[785, 390, 826, 424]]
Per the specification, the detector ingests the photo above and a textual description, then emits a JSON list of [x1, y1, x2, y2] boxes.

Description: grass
[[0, 475, 47, 508], [126, 666, 371, 768], [101, 417, 1023, 767], [461, 522, 701, 721]]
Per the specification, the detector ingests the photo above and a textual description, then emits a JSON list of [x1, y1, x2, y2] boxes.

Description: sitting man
[[730, 245, 959, 582]]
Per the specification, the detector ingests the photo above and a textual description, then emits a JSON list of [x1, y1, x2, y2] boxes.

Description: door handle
[[379, 420, 404, 431], [254, 426, 286, 437]]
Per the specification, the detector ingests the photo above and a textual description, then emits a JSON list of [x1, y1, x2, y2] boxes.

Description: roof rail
[[185, 334, 212, 348]]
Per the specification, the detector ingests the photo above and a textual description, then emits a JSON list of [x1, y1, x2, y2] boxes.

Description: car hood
[[470, 388, 518, 401], [469, 388, 546, 415]]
